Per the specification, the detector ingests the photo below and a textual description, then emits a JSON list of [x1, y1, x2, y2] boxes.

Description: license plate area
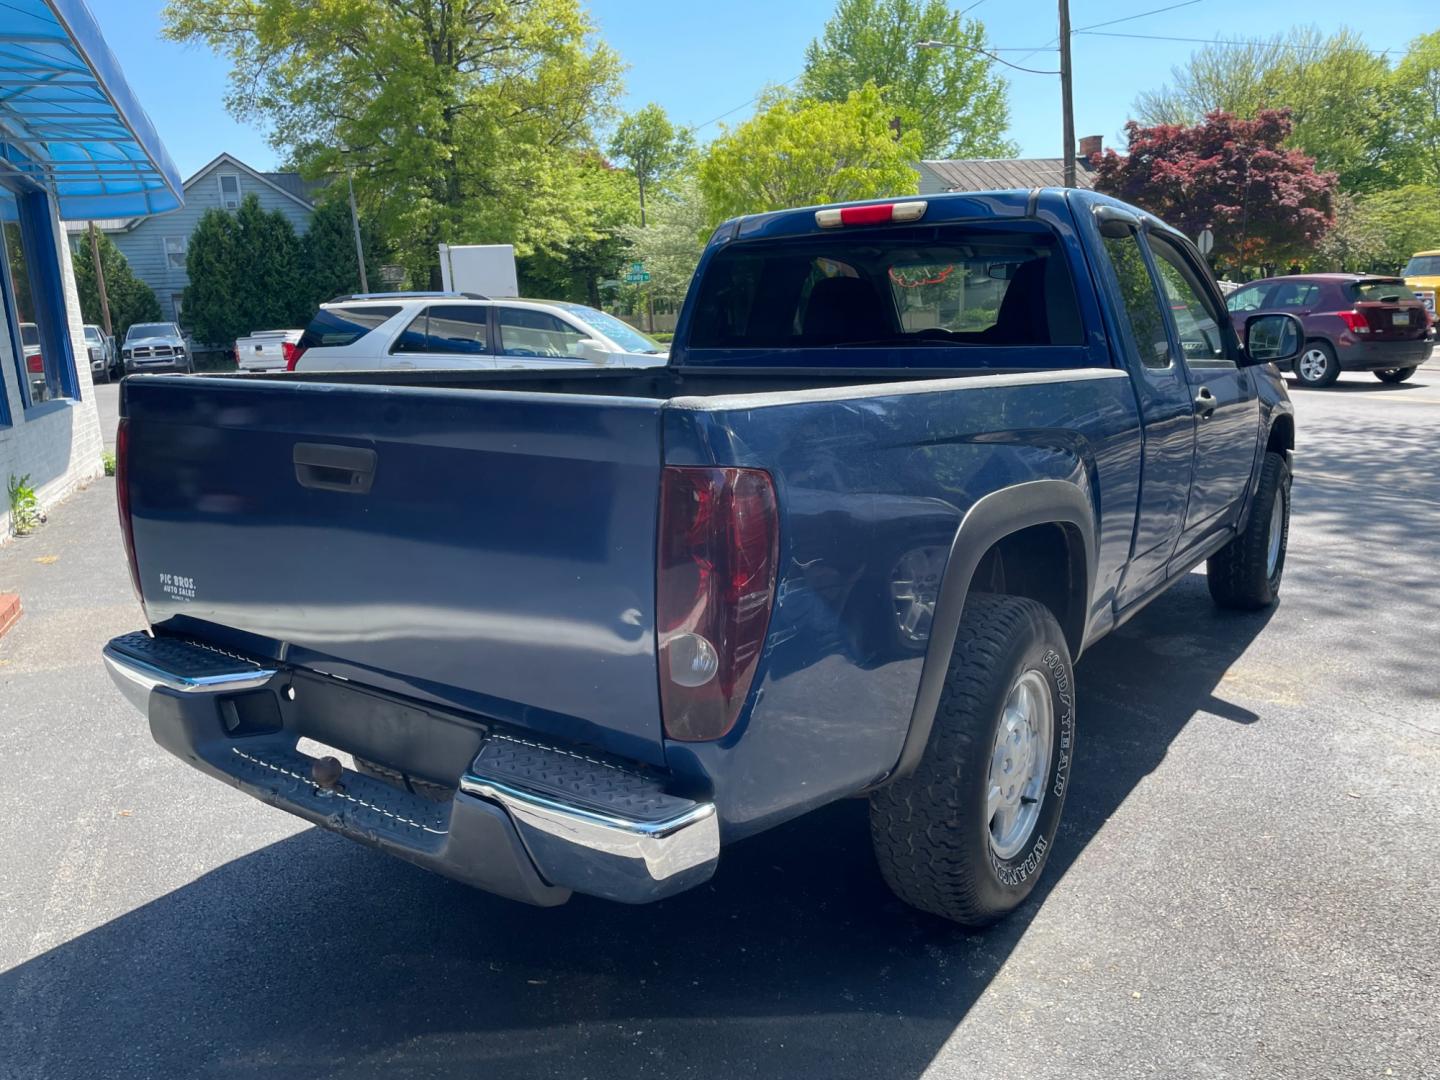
[[1394, 311, 1410, 326]]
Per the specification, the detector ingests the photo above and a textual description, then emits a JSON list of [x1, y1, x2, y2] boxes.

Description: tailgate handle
[[293, 443, 376, 494]]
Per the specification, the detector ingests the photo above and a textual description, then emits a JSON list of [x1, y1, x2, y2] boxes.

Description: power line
[[684, 74, 803, 134], [1074, 29, 1402, 56], [1071, 0, 1203, 34]]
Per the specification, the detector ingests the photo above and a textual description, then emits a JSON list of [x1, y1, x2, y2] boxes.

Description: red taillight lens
[[283, 341, 304, 370], [1337, 310, 1370, 334], [657, 466, 778, 742], [25, 353, 43, 372], [114, 419, 145, 611]]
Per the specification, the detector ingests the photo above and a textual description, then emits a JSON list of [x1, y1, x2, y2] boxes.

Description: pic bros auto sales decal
[[159, 572, 195, 602]]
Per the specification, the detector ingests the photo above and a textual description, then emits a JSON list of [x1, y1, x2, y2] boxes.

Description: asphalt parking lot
[[4, 367, 1438, 1080]]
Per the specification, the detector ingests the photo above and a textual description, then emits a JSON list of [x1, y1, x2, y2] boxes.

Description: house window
[[164, 235, 187, 271], [218, 173, 241, 210], [0, 184, 76, 408]]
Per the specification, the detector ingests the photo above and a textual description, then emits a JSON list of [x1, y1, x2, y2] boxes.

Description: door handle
[[1193, 385, 1217, 420], [293, 442, 377, 494]]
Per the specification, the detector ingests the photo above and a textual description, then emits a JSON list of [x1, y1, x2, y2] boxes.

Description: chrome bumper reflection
[[460, 772, 719, 903], [102, 640, 277, 714]]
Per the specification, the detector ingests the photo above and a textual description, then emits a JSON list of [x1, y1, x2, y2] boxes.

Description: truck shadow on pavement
[[2, 579, 1272, 1080]]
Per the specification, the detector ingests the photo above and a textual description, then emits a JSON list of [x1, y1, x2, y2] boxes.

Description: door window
[[1100, 229, 1170, 370], [1147, 238, 1229, 365], [392, 305, 490, 354], [1267, 281, 1320, 310], [1226, 284, 1269, 312], [498, 308, 586, 358]]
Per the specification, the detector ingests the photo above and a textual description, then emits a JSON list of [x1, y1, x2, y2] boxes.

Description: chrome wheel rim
[[888, 546, 946, 643], [1298, 348, 1329, 382], [1266, 489, 1284, 579], [987, 669, 1053, 860]]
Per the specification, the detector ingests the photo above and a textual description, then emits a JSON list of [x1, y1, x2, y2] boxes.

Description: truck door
[[1094, 219, 1196, 608], [1145, 235, 1261, 554]]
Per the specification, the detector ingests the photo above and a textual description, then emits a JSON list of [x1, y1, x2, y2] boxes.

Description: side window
[[1147, 238, 1228, 364], [218, 174, 241, 210], [1268, 281, 1318, 310], [163, 235, 187, 271], [422, 304, 490, 354], [392, 310, 429, 353], [498, 308, 586, 357], [1226, 284, 1268, 313], [1101, 229, 1170, 370]]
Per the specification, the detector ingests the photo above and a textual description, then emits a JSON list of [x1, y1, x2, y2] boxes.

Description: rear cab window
[[299, 305, 402, 349], [686, 221, 1085, 363]]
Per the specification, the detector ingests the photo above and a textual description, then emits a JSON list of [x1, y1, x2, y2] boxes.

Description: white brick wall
[[0, 203, 105, 544]]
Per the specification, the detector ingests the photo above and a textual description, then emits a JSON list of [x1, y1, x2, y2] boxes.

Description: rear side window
[[393, 305, 490, 354], [1268, 281, 1320, 308], [688, 223, 1083, 352], [299, 305, 401, 349], [1350, 280, 1415, 303]]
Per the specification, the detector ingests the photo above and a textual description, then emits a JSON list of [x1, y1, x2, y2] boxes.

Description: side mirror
[[575, 337, 611, 365], [1242, 312, 1302, 367]]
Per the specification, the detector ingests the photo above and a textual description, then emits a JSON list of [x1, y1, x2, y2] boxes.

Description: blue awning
[[0, 0, 182, 219]]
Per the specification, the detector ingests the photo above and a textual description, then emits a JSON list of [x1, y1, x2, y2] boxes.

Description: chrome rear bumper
[[103, 632, 717, 905]]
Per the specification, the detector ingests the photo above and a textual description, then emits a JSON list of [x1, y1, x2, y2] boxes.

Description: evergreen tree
[[300, 197, 384, 308]]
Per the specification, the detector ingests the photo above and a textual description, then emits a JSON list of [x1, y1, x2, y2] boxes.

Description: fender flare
[[878, 480, 1097, 784]]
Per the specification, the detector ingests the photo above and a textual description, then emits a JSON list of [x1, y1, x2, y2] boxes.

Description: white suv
[[290, 293, 667, 372]]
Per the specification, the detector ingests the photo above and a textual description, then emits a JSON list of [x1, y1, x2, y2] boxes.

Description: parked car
[[1402, 251, 1440, 316], [289, 292, 667, 372], [1225, 273, 1431, 387], [83, 323, 113, 384], [19, 321, 47, 402], [120, 322, 190, 375], [104, 189, 1300, 928], [234, 329, 303, 372]]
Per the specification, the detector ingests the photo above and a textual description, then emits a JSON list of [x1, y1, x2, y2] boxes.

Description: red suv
[[1225, 274, 1431, 387]]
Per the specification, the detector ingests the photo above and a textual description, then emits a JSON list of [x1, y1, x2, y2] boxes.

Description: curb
[[0, 593, 20, 640]]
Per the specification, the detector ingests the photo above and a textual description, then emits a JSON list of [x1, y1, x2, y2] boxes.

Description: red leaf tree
[[1091, 110, 1338, 270]]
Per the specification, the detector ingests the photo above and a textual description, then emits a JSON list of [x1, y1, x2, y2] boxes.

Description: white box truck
[[438, 243, 519, 298]]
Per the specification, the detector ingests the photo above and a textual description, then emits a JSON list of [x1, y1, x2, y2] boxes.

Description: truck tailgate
[[122, 377, 666, 763]]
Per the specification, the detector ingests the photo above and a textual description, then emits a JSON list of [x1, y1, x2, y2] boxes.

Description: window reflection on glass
[[1149, 240, 1227, 362], [1102, 232, 1171, 370], [0, 189, 53, 405]]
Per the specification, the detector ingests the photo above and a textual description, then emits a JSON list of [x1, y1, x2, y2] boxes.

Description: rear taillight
[[1337, 310, 1370, 334], [657, 466, 779, 742], [25, 353, 43, 372], [114, 418, 145, 611], [283, 341, 304, 370]]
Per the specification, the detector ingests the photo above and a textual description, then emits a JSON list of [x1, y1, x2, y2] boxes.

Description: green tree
[[183, 195, 309, 346], [1333, 185, 1440, 272], [73, 231, 161, 341], [1134, 28, 1398, 192], [1393, 31, 1440, 187], [698, 84, 922, 227], [518, 155, 638, 306], [608, 104, 693, 227], [801, 0, 1012, 158], [301, 196, 385, 308], [618, 179, 709, 308], [163, 0, 623, 287]]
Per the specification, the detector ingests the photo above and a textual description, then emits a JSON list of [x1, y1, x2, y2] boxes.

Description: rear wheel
[[870, 594, 1074, 927], [1374, 366, 1416, 384], [1294, 342, 1339, 388], [1207, 451, 1290, 610]]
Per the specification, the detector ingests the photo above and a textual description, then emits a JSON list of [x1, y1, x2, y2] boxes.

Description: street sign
[[1197, 228, 1214, 256], [630, 261, 644, 273], [624, 270, 651, 284]]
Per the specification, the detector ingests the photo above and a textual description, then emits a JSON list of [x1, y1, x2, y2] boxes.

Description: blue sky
[[91, 1, 1436, 178]]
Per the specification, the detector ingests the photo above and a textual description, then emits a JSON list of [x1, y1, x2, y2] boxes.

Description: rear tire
[[1294, 341, 1339, 388], [869, 594, 1074, 927], [1207, 451, 1290, 610], [1374, 366, 1416, 384]]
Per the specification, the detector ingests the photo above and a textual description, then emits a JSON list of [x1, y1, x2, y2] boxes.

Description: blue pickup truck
[[103, 189, 1301, 926]]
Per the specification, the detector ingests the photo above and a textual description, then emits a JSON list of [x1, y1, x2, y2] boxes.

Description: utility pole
[[87, 221, 112, 337], [1058, 0, 1076, 187], [347, 172, 369, 293]]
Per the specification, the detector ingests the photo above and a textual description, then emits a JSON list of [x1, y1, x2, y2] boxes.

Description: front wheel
[[1375, 366, 1416, 384], [1294, 342, 1339, 388], [870, 594, 1074, 927], [1207, 451, 1290, 610]]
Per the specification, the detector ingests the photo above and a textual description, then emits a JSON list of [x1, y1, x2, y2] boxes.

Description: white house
[[0, 0, 182, 540]]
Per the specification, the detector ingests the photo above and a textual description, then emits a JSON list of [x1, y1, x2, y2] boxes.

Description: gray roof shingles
[[919, 158, 1097, 191]]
